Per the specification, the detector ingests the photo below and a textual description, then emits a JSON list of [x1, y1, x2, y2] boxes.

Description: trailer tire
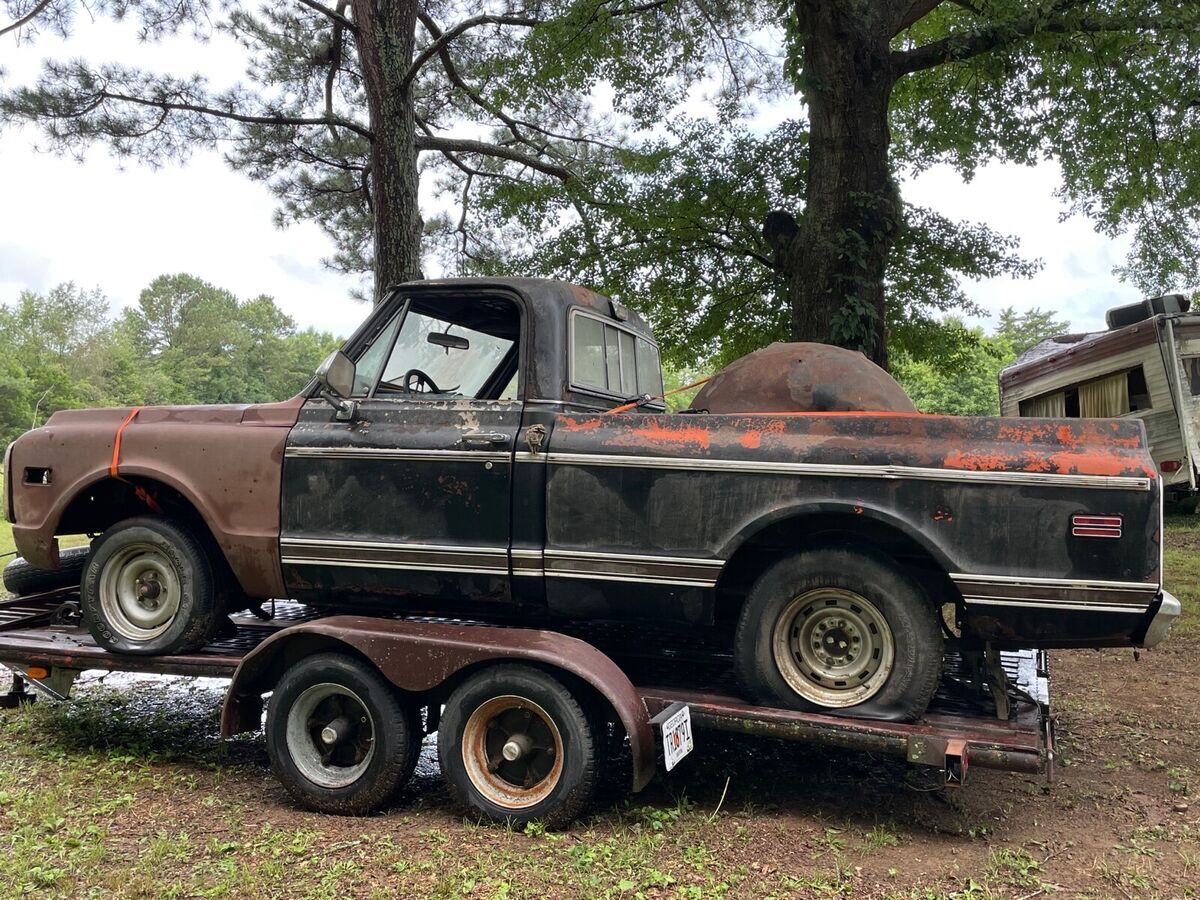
[[81, 516, 224, 655], [438, 664, 599, 829], [3, 545, 90, 596], [734, 547, 943, 722], [266, 653, 421, 816]]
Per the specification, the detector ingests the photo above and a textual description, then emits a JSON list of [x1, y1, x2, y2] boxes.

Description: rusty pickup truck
[[3, 277, 1180, 724]]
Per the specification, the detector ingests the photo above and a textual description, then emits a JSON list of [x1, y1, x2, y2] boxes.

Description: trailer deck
[[0, 591, 1053, 785]]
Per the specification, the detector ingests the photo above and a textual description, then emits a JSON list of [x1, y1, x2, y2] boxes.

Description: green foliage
[[995, 305, 1071, 357], [0, 277, 341, 445], [488, 120, 1036, 370], [889, 306, 1068, 415], [889, 0, 1200, 294]]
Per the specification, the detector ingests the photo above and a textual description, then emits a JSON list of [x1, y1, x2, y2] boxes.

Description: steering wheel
[[404, 368, 442, 394]]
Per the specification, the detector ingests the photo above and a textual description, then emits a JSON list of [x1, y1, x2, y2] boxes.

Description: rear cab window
[[570, 309, 664, 405]]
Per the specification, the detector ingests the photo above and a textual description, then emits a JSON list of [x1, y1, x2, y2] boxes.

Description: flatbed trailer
[[0, 590, 1054, 825]]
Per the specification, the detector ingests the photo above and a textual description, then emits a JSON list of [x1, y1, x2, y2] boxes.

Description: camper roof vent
[[1105, 294, 1191, 330]]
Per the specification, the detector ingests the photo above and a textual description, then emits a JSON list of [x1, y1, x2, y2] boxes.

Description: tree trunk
[[783, 3, 900, 369], [352, 0, 424, 303]]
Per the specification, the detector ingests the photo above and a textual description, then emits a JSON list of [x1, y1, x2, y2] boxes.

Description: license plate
[[661, 704, 694, 772]]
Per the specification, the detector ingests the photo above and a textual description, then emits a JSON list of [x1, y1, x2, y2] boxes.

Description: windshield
[[377, 309, 514, 398], [349, 293, 520, 400]]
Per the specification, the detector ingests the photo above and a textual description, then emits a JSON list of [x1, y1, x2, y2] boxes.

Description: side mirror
[[315, 350, 358, 421]]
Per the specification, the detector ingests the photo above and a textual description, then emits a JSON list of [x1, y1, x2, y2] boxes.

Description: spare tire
[[3, 545, 90, 597]]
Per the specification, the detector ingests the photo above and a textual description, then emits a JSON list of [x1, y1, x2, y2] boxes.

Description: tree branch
[[402, 12, 540, 91], [0, 0, 52, 38], [296, 0, 357, 33], [414, 134, 573, 180], [84, 89, 374, 141], [893, 7, 1190, 75]]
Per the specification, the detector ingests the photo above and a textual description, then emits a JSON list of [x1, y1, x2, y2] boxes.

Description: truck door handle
[[461, 432, 510, 447]]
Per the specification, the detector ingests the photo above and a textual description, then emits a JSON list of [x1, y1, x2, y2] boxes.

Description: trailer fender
[[220, 615, 657, 791]]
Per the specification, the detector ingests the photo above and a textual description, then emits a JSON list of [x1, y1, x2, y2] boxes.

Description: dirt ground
[[2, 525, 1199, 898]]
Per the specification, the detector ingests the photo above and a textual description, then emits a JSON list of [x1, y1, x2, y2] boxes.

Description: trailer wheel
[[3, 545, 90, 596], [438, 664, 598, 829], [266, 653, 420, 816], [81, 517, 225, 655], [734, 547, 943, 721]]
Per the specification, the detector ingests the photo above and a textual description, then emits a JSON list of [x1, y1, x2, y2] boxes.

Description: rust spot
[[853, 506, 864, 515], [437, 475, 470, 497], [932, 506, 954, 522], [558, 417, 604, 432]]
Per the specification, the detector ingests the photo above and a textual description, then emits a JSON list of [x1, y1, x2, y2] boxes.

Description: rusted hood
[[690, 342, 916, 414], [44, 395, 305, 429]]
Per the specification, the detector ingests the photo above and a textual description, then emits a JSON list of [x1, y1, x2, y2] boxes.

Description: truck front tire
[[81, 516, 225, 655], [438, 664, 599, 829], [266, 653, 421, 816], [734, 547, 943, 721]]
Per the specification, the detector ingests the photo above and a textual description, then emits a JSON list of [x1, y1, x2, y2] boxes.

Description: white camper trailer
[[1000, 294, 1200, 495]]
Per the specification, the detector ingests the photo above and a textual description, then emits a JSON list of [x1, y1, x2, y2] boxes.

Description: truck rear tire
[[81, 516, 225, 655], [3, 545, 90, 596], [438, 664, 599, 829], [734, 547, 943, 722], [266, 653, 421, 815]]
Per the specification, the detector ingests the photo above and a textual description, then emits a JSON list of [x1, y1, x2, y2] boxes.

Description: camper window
[[1019, 366, 1149, 418]]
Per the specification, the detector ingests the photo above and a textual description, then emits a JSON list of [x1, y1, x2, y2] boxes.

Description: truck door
[[280, 289, 524, 610]]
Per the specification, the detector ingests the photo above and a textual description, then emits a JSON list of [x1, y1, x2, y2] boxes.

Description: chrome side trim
[[281, 538, 509, 576], [281, 557, 509, 575], [542, 452, 1152, 491], [950, 573, 1159, 593], [544, 570, 717, 587], [544, 548, 724, 567], [282, 537, 507, 555], [286, 447, 512, 464], [963, 597, 1148, 614]]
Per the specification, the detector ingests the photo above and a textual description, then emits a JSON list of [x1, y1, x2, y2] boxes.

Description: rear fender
[[220, 616, 657, 791]]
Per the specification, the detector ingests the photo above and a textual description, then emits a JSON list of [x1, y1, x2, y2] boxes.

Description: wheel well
[[713, 512, 960, 628], [56, 476, 232, 583]]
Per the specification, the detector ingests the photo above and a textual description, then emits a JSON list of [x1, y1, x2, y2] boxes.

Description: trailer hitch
[[907, 735, 970, 787]]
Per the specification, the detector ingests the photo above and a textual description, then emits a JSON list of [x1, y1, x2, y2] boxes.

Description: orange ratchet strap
[[604, 376, 712, 416], [110, 406, 142, 477]]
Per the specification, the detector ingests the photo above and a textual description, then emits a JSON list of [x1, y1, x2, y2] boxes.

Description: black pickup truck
[[4, 277, 1180, 724]]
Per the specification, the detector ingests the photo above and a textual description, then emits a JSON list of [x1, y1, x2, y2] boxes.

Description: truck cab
[[281, 279, 665, 617]]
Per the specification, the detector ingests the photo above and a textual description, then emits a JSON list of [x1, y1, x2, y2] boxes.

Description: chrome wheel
[[98, 542, 182, 642], [461, 695, 563, 810], [285, 683, 376, 789], [771, 588, 895, 707]]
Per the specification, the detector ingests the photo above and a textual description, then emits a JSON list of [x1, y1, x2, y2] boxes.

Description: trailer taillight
[[1160, 460, 1183, 473], [1071, 515, 1123, 538]]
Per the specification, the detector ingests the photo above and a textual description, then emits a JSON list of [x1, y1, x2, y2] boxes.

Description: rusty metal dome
[[688, 342, 916, 414]]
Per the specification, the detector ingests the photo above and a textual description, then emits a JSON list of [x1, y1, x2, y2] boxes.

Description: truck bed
[[0, 592, 1053, 781]]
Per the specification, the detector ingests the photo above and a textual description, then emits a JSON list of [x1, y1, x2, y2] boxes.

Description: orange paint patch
[[1055, 425, 1080, 449], [739, 431, 762, 449], [631, 421, 712, 450], [942, 451, 1011, 472]]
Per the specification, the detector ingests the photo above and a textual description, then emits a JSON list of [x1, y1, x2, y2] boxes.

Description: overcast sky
[[0, 15, 1147, 341]]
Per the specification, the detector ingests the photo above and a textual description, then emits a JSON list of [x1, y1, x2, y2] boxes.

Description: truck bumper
[[1141, 590, 1181, 648]]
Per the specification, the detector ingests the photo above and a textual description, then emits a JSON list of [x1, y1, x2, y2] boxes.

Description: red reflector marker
[[1071, 514, 1122, 538], [1161, 460, 1183, 473]]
